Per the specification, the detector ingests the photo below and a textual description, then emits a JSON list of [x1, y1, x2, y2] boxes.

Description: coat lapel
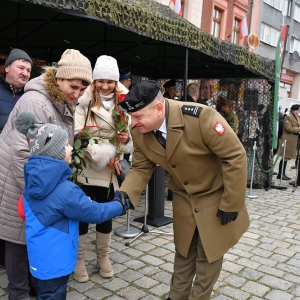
[[144, 132, 166, 156]]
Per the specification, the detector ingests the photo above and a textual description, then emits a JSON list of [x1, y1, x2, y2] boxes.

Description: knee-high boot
[[73, 234, 89, 282], [283, 161, 291, 179], [277, 160, 283, 178], [96, 232, 114, 278]]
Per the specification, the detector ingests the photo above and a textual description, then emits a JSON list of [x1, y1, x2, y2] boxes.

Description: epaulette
[[181, 105, 202, 117]]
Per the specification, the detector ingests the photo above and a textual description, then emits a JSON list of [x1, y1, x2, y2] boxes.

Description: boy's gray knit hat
[[14, 112, 68, 160], [4, 49, 32, 68]]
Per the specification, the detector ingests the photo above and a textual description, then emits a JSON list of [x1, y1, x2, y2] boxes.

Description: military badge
[[213, 121, 225, 135], [181, 105, 202, 117]]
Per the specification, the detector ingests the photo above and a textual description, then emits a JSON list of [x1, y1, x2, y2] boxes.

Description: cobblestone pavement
[[0, 165, 300, 300]]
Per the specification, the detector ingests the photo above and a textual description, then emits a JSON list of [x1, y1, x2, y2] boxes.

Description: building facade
[[255, 0, 300, 108]]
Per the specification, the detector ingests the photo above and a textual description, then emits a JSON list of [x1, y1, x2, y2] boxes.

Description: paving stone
[[222, 261, 244, 273], [148, 283, 170, 297], [133, 276, 159, 289], [83, 287, 112, 299], [259, 275, 293, 290], [123, 259, 145, 270], [66, 291, 86, 300], [140, 254, 164, 266], [152, 271, 172, 285], [224, 275, 246, 287], [219, 286, 249, 300], [241, 281, 270, 297], [265, 290, 294, 300], [117, 269, 144, 282], [117, 286, 146, 300], [257, 265, 284, 277]]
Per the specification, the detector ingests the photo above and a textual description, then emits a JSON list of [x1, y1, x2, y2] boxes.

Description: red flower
[[118, 94, 127, 102]]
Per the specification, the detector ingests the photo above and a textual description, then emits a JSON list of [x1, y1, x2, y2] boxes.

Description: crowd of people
[[0, 48, 250, 300]]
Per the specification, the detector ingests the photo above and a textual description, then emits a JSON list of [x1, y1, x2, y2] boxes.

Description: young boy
[[15, 112, 129, 300]]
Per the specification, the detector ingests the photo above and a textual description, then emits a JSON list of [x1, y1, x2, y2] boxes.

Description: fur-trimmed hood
[[24, 67, 67, 106]]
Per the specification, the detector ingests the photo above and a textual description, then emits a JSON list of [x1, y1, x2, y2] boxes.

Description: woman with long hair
[[73, 55, 133, 282]]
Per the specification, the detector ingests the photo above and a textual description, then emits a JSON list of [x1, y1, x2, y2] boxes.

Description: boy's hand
[[113, 191, 131, 215]]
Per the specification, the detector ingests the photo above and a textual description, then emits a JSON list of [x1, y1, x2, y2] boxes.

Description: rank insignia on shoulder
[[213, 121, 225, 136], [182, 105, 202, 117]]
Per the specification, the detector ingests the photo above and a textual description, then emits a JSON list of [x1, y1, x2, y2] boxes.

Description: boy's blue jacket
[[23, 155, 122, 280]]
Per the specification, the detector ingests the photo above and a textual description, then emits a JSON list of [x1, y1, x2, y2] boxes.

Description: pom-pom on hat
[[93, 55, 119, 82], [163, 79, 176, 89], [4, 48, 32, 68], [118, 80, 160, 112], [56, 49, 93, 85], [290, 104, 300, 111], [14, 112, 68, 160]]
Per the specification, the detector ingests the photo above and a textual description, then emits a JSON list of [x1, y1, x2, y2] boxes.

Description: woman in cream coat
[[73, 55, 133, 282]]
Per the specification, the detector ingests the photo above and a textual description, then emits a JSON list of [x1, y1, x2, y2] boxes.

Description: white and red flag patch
[[213, 121, 225, 135]]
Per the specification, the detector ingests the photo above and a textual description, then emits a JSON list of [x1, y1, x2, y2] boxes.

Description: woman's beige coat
[[74, 86, 133, 188], [278, 112, 300, 159], [120, 100, 250, 263]]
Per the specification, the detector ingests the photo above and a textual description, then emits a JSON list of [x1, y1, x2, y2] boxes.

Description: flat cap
[[290, 104, 300, 111], [163, 79, 176, 88], [118, 80, 160, 112]]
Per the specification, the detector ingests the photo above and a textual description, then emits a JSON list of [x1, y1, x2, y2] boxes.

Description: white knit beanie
[[93, 55, 119, 82], [56, 49, 93, 84]]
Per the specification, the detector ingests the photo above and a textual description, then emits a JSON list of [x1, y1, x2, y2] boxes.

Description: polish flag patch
[[213, 121, 225, 135]]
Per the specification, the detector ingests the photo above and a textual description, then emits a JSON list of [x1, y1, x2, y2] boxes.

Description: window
[[260, 23, 280, 46], [212, 8, 222, 38], [295, 4, 300, 23], [264, 0, 289, 12], [232, 19, 240, 45], [264, 0, 274, 6], [290, 38, 300, 53]]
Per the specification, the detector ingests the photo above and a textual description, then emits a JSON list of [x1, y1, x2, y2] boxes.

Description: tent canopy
[[1, 0, 274, 80]]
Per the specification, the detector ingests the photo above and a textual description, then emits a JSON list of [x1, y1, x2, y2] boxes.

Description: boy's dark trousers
[[34, 274, 70, 300]]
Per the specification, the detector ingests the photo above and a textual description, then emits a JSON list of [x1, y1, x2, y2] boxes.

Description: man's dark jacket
[[0, 74, 24, 133]]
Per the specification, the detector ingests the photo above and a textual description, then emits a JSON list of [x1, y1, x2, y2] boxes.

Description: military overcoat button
[[195, 208, 199, 213], [184, 181, 188, 185]]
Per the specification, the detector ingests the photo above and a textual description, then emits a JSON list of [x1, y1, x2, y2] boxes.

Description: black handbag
[[117, 159, 131, 186]]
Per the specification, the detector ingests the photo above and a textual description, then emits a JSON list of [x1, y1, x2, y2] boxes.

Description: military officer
[[220, 99, 239, 135], [116, 80, 250, 300]]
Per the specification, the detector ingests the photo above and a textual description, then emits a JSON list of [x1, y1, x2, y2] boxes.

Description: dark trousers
[[34, 274, 70, 300], [5, 241, 36, 300], [0, 239, 5, 267], [79, 185, 114, 235]]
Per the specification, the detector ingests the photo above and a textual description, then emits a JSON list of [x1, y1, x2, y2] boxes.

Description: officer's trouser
[[169, 229, 223, 300]]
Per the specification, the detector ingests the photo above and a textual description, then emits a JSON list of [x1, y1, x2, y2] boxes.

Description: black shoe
[[291, 166, 297, 169], [277, 174, 290, 180], [289, 181, 300, 186], [29, 287, 38, 297], [272, 172, 277, 175]]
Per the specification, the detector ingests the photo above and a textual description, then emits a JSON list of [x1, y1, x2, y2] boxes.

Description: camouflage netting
[[200, 78, 274, 189], [26, 0, 274, 81]]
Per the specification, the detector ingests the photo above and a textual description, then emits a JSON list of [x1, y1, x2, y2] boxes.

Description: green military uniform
[[120, 99, 250, 300], [222, 109, 239, 135]]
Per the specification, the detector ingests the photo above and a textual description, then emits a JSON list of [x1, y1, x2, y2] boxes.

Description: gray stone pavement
[[0, 163, 300, 300]]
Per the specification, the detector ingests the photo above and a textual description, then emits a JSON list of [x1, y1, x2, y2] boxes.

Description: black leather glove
[[74, 133, 90, 149], [113, 191, 131, 215], [216, 209, 238, 225]]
